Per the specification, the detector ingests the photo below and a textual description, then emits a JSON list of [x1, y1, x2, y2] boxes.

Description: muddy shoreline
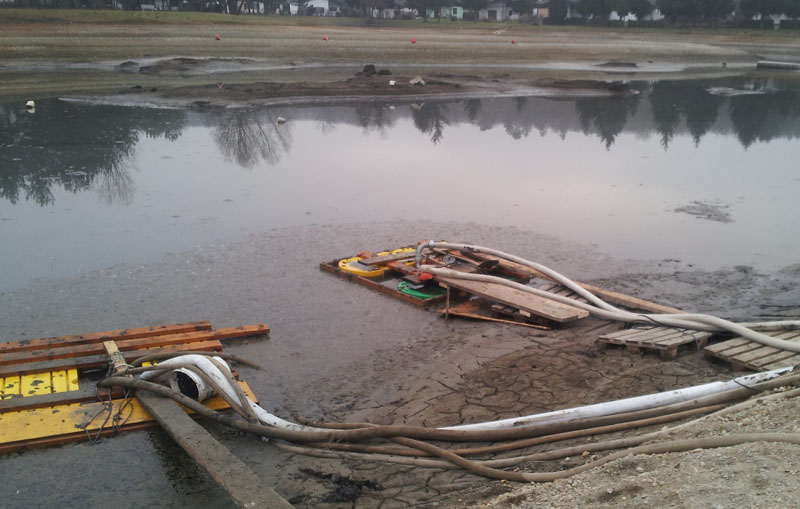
[[1, 221, 799, 507], [3, 21, 800, 102]]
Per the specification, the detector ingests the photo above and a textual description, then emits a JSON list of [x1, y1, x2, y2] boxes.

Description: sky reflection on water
[[1, 77, 799, 291]]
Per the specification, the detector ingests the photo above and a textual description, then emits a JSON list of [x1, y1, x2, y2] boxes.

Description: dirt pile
[[479, 392, 800, 508]]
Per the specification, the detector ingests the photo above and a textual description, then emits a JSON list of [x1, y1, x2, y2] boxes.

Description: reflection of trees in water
[[728, 84, 800, 149], [684, 86, 722, 146], [648, 80, 722, 147], [411, 103, 450, 144], [504, 97, 533, 140], [213, 109, 293, 168], [575, 93, 641, 149], [645, 79, 800, 150], [649, 81, 684, 149], [354, 105, 396, 136], [463, 99, 482, 122], [0, 101, 186, 206]]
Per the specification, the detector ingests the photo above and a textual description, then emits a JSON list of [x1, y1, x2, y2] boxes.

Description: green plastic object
[[397, 281, 447, 300]]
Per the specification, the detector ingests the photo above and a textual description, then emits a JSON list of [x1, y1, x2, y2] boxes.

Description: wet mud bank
[[1, 221, 799, 507], [71, 64, 642, 110]]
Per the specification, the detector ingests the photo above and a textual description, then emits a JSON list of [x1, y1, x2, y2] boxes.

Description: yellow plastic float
[[338, 247, 416, 278]]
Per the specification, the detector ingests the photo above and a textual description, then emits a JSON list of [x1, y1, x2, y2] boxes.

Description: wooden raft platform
[[703, 330, 800, 371], [323, 242, 687, 329], [598, 327, 713, 360], [0, 321, 269, 454]]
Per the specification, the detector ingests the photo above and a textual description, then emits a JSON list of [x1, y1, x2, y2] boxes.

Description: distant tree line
[[570, 0, 800, 26]]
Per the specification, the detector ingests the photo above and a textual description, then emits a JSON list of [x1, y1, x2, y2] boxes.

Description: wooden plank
[[703, 330, 800, 371], [359, 250, 417, 266], [0, 385, 125, 413], [438, 300, 550, 329], [137, 392, 293, 508], [467, 253, 682, 314], [704, 337, 751, 354], [601, 327, 679, 343], [436, 277, 589, 323], [626, 331, 687, 347], [385, 260, 420, 276], [763, 355, 800, 370], [752, 351, 799, 369], [0, 340, 223, 378], [0, 325, 269, 367], [0, 381, 255, 454], [104, 340, 128, 376], [535, 282, 590, 304], [449, 251, 532, 281], [0, 321, 213, 354], [707, 331, 798, 361], [577, 282, 683, 314], [729, 332, 800, 366], [655, 331, 711, 348]]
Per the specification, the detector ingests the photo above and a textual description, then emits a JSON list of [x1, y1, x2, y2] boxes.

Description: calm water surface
[[1, 78, 799, 291]]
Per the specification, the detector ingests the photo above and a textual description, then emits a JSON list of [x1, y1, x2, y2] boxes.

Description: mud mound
[[136, 57, 256, 77]]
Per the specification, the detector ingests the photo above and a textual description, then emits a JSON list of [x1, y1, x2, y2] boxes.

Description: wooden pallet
[[703, 330, 800, 371], [532, 280, 591, 305], [0, 322, 269, 453], [598, 326, 713, 360]]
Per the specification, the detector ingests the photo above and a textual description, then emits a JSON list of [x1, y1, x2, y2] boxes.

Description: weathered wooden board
[[137, 392, 293, 508], [437, 277, 589, 323], [704, 330, 800, 371], [0, 325, 269, 367], [438, 300, 550, 329], [0, 381, 255, 454], [533, 281, 590, 305], [360, 251, 417, 266], [466, 252, 682, 314], [0, 385, 125, 413], [0, 340, 224, 378], [599, 326, 712, 360], [0, 321, 213, 354]]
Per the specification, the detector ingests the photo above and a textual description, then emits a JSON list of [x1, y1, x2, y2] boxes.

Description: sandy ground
[[2, 19, 800, 508]]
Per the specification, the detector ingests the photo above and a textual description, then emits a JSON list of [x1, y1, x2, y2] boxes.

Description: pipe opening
[[175, 371, 200, 400]]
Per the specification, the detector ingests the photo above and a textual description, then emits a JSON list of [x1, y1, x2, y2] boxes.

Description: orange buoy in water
[[215, 34, 221, 40], [411, 38, 417, 44], [323, 35, 328, 41]]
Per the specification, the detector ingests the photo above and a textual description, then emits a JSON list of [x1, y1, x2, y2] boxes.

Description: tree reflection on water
[[213, 109, 292, 168], [0, 101, 186, 206], [2, 78, 799, 207], [411, 102, 450, 144]]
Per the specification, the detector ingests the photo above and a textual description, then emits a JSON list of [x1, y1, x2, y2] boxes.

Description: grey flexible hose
[[415, 242, 800, 353]]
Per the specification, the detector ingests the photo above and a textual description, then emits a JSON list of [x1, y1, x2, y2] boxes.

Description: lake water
[[1, 77, 799, 291]]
